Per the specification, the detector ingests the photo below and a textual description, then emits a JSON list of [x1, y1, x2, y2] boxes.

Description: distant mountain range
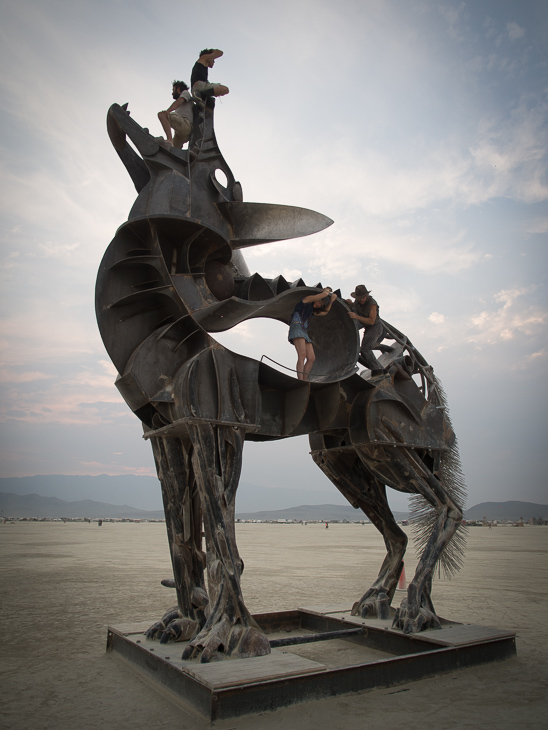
[[0, 492, 388, 521], [236, 500, 548, 522], [236, 504, 408, 522], [0, 487, 546, 522], [236, 504, 407, 522], [0, 474, 351, 514], [0, 475, 165, 511], [0, 492, 165, 520], [462, 501, 548, 521]]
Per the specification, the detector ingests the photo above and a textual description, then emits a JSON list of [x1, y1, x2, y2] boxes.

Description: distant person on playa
[[157, 80, 194, 148], [288, 288, 337, 381], [190, 49, 229, 106], [346, 284, 384, 372]]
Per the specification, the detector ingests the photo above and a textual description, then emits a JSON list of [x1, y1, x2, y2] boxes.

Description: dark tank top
[[293, 301, 315, 329], [191, 61, 209, 88]]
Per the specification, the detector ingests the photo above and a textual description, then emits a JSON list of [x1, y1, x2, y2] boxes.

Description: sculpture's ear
[[106, 104, 153, 193]]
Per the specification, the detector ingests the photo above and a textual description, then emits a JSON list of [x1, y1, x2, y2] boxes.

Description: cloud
[[0, 370, 53, 383], [0, 307, 102, 368], [399, 284, 548, 377], [506, 22, 525, 41], [468, 287, 546, 345], [528, 349, 547, 362], [526, 217, 548, 235], [37, 241, 81, 259], [437, 1, 467, 41], [0, 357, 125, 426], [239, 97, 546, 286], [469, 97, 548, 204], [0, 166, 131, 259], [319, 98, 548, 216]]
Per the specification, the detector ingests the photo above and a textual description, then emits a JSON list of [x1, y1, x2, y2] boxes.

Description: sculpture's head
[[97, 102, 360, 437]]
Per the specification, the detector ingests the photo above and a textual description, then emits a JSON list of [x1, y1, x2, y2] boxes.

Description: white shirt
[[172, 91, 193, 122]]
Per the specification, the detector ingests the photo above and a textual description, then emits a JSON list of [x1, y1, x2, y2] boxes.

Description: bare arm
[[161, 92, 190, 115], [315, 293, 337, 316], [302, 287, 333, 304], [202, 49, 223, 63], [164, 98, 184, 113], [348, 304, 377, 326]]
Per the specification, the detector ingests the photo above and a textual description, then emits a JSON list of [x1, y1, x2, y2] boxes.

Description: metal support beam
[[269, 627, 364, 648]]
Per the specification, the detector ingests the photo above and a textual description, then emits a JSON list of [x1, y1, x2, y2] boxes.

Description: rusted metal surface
[[97, 97, 467, 664], [106, 608, 516, 721]]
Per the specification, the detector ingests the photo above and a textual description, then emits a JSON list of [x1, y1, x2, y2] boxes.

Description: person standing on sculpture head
[[347, 285, 384, 371], [288, 288, 337, 381], [191, 49, 229, 106], [157, 81, 194, 148]]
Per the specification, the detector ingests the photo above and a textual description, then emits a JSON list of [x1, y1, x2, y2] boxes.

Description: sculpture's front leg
[[183, 423, 270, 663], [145, 435, 208, 643]]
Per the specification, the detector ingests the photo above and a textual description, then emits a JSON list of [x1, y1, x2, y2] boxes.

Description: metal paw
[[144, 606, 180, 640], [159, 617, 200, 643], [392, 600, 441, 634], [352, 591, 391, 620], [182, 619, 270, 663]]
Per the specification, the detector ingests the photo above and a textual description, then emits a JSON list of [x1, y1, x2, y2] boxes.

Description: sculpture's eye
[[204, 259, 235, 300], [213, 168, 228, 189]]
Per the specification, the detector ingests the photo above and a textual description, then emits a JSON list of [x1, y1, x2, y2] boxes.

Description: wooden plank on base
[[183, 650, 326, 689]]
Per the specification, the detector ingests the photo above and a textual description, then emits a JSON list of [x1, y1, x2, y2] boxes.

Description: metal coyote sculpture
[[96, 97, 466, 663]]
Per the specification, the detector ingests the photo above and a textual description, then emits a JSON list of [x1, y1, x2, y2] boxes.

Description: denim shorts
[[288, 314, 312, 343]]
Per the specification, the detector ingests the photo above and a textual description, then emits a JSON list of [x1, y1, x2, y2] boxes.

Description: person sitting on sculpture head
[[190, 48, 229, 106], [157, 80, 194, 148], [346, 284, 384, 372], [288, 287, 337, 381]]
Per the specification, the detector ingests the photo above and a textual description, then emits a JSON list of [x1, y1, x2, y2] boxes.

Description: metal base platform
[[106, 605, 516, 722]]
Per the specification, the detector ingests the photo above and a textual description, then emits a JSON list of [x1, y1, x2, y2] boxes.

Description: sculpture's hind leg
[[182, 422, 270, 663], [145, 436, 208, 643], [360, 445, 463, 633], [311, 446, 407, 620]]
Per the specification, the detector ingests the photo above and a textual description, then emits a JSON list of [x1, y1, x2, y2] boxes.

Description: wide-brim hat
[[351, 285, 371, 298]]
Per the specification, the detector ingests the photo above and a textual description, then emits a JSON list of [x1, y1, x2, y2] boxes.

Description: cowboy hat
[[351, 285, 371, 298]]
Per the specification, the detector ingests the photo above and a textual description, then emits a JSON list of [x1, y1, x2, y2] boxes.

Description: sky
[[0, 0, 546, 512]]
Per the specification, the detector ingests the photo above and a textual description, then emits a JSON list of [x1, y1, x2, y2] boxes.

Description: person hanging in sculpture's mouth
[[288, 287, 337, 381]]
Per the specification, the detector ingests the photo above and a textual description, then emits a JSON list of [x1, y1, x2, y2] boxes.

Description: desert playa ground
[[1, 520, 546, 729]]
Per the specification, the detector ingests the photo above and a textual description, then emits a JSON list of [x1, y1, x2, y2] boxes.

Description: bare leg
[[302, 341, 316, 381], [293, 337, 307, 380], [182, 423, 270, 662], [293, 338, 315, 381], [157, 111, 174, 144]]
